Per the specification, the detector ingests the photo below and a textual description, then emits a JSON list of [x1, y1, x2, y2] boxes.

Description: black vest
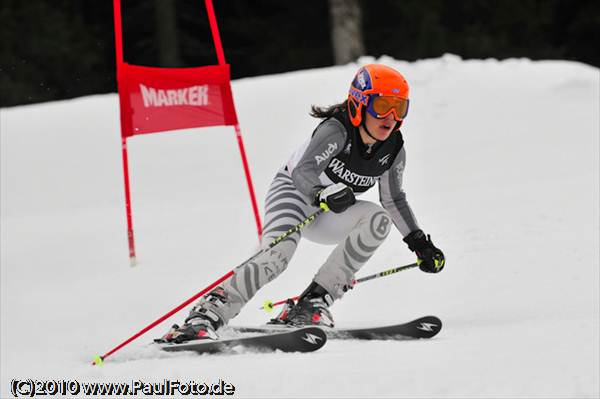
[[317, 110, 404, 193]]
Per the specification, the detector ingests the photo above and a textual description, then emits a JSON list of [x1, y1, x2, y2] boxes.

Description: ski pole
[[92, 206, 328, 365], [241, 205, 327, 264], [91, 270, 233, 366], [261, 262, 419, 312], [354, 262, 418, 284]]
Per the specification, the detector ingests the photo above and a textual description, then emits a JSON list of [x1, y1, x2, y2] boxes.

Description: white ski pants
[[194, 167, 392, 324]]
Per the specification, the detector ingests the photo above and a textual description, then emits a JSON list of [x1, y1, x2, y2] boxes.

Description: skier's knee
[[366, 207, 392, 242]]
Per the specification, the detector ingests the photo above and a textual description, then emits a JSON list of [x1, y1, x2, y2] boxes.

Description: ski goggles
[[366, 95, 409, 121]]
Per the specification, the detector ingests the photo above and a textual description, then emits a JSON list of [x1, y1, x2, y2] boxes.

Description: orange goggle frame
[[367, 95, 409, 121]]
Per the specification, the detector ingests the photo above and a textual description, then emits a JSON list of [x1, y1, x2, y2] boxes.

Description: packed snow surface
[[2, 55, 599, 398]]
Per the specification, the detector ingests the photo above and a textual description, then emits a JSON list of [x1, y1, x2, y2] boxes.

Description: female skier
[[160, 64, 445, 342]]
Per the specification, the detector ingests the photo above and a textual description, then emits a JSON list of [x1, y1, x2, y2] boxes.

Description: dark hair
[[310, 100, 348, 119]]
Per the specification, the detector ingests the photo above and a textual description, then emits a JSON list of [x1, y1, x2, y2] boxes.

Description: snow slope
[[1, 54, 599, 398]]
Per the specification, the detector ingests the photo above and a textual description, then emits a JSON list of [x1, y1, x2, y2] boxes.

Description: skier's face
[[364, 111, 397, 141]]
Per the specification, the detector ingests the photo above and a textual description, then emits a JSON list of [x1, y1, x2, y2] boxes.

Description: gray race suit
[[190, 114, 420, 325]]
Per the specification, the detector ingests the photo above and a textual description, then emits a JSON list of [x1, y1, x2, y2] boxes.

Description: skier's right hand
[[314, 183, 356, 213]]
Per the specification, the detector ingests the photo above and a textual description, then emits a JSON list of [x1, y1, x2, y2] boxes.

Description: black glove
[[314, 183, 356, 213], [403, 230, 445, 273]]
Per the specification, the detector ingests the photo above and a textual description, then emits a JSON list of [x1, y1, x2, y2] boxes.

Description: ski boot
[[268, 282, 335, 328], [155, 287, 228, 343], [267, 298, 297, 326]]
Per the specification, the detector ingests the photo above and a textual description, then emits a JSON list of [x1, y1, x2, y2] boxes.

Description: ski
[[231, 316, 442, 340], [156, 326, 327, 355], [327, 315, 442, 340]]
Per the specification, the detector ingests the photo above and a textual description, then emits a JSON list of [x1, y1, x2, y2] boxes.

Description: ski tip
[[418, 315, 442, 324], [413, 315, 443, 338], [290, 326, 328, 352]]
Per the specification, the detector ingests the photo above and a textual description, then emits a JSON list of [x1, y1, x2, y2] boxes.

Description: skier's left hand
[[403, 230, 445, 273]]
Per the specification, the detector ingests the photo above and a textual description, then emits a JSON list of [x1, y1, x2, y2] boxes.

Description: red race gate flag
[[118, 63, 238, 137], [113, 0, 262, 265]]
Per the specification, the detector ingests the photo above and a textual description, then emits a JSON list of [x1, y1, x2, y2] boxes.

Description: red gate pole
[[234, 124, 263, 237], [205, 0, 263, 238], [113, 0, 137, 265], [121, 137, 137, 265], [204, 0, 226, 65]]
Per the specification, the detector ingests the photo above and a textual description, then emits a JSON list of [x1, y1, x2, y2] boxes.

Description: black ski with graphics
[[231, 316, 442, 340], [157, 326, 327, 355]]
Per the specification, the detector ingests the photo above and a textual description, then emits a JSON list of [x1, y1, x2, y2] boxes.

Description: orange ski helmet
[[347, 64, 410, 127]]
